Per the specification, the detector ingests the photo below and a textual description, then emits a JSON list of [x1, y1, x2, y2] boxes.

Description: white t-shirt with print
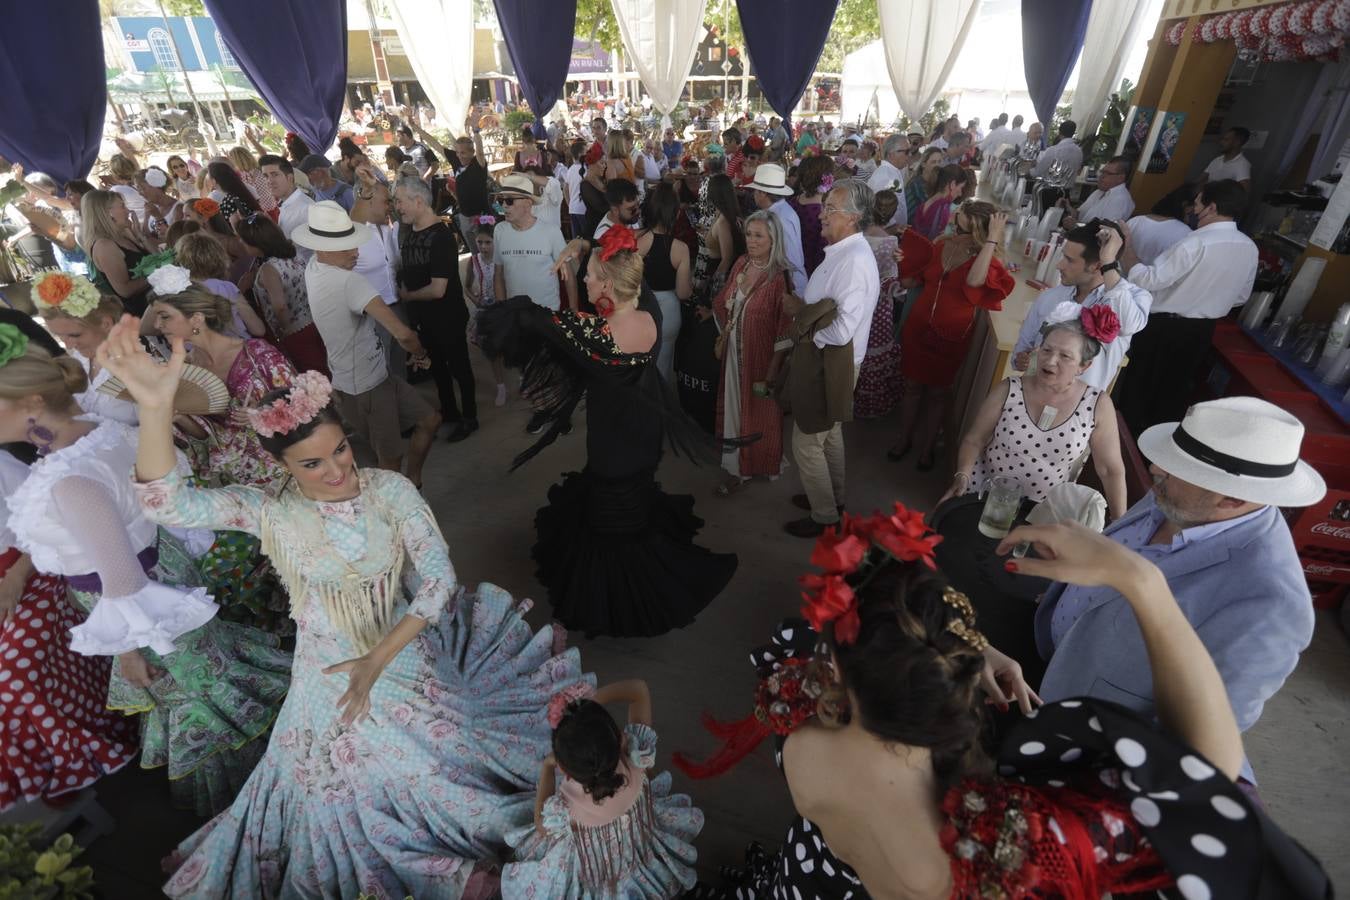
[[493, 217, 568, 311]]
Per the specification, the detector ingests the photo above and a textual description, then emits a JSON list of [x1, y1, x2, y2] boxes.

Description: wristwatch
[[1100, 261, 1121, 274]]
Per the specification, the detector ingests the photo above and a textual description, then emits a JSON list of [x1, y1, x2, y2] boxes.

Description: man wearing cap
[[260, 154, 315, 261], [1026, 396, 1325, 783], [748, 164, 807, 294], [291, 200, 440, 484], [298, 154, 354, 211]]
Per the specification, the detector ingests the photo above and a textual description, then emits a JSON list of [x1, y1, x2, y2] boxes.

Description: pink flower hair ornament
[[547, 682, 595, 729], [244, 371, 334, 437]]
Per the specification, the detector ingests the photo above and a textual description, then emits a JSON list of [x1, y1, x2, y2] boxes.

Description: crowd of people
[[0, 90, 1333, 898]]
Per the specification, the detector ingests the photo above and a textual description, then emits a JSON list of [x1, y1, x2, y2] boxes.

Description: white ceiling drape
[[878, 0, 982, 124], [609, 0, 708, 125], [1069, 0, 1152, 138], [387, 0, 474, 135]]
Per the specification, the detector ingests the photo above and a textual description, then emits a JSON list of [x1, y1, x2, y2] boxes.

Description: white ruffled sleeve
[[53, 475, 216, 656]]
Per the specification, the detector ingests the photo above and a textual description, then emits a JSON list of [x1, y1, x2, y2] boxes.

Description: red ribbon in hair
[[597, 224, 638, 261]]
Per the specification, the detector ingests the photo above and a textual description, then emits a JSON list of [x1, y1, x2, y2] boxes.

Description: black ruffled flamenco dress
[[478, 295, 740, 638]]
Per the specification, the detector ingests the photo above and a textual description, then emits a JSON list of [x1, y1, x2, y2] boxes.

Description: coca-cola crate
[[1290, 489, 1350, 589], [1307, 581, 1347, 612]]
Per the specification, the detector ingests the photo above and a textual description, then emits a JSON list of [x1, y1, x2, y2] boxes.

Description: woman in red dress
[[890, 201, 1012, 470], [0, 453, 138, 811], [712, 211, 794, 494]]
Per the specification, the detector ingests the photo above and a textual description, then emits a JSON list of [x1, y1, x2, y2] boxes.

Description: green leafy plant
[[244, 113, 286, 154], [503, 108, 536, 134], [1083, 78, 1136, 166], [0, 826, 96, 900]]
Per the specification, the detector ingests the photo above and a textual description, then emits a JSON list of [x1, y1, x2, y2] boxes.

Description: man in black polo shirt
[[451, 126, 491, 250], [394, 175, 478, 443]]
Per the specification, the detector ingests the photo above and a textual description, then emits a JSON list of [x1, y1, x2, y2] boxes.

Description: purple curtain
[[0, 4, 104, 185], [736, 0, 839, 131], [203, 0, 348, 153], [493, 0, 578, 132], [1022, 0, 1093, 128]]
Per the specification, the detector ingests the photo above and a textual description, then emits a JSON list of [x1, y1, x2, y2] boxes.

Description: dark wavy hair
[[704, 174, 746, 262], [827, 562, 991, 791], [254, 386, 346, 459], [552, 699, 627, 803], [206, 162, 260, 212]]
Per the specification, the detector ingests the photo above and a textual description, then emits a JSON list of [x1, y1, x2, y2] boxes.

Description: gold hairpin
[[942, 587, 989, 651]]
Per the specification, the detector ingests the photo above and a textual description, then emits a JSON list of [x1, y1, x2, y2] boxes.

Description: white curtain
[[1069, 0, 1152, 138], [610, 0, 708, 124], [387, 0, 474, 135], [878, 0, 982, 124]]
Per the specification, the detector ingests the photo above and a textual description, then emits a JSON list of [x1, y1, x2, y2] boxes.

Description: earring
[[26, 418, 55, 456], [192, 327, 201, 336]]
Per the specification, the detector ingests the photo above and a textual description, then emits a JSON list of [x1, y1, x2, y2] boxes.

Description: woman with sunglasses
[[166, 155, 199, 199]]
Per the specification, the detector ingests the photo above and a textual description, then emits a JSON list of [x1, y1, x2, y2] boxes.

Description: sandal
[[714, 477, 749, 497], [886, 441, 912, 462]]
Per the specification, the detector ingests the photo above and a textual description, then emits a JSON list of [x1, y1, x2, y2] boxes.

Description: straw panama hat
[[290, 201, 373, 251], [493, 173, 541, 204], [1137, 396, 1326, 508], [747, 163, 794, 196]]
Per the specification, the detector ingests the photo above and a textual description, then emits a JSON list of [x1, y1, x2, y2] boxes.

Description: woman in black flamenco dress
[[478, 226, 738, 638]]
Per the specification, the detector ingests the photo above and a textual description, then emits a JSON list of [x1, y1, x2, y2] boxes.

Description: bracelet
[[985, 240, 999, 245]]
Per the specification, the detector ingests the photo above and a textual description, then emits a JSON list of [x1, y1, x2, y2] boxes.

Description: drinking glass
[[978, 476, 1022, 540]]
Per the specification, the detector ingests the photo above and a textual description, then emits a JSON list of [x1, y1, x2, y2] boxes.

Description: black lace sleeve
[[476, 295, 755, 470]]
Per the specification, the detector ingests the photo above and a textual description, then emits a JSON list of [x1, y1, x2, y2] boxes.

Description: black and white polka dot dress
[[969, 378, 1100, 503], [686, 620, 1330, 900]]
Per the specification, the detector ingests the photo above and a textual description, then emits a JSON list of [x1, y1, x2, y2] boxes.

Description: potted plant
[[0, 825, 96, 899]]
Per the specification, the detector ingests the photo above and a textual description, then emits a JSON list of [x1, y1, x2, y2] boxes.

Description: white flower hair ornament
[[147, 264, 194, 296], [1045, 301, 1082, 326]]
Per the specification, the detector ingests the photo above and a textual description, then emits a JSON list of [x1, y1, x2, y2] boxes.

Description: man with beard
[[1021, 396, 1324, 786]]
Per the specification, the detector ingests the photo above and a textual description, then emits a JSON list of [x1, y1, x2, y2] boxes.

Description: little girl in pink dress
[[503, 679, 704, 898]]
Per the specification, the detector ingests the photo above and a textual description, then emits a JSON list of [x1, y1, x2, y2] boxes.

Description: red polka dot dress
[[0, 547, 138, 811]]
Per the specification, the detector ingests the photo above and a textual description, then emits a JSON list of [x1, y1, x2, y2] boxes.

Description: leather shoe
[[784, 517, 830, 538], [792, 493, 843, 514], [446, 419, 478, 443]]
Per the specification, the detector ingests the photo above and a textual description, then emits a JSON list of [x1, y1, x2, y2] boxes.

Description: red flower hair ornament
[[596, 224, 638, 261], [1080, 304, 1121, 344], [799, 503, 943, 647]]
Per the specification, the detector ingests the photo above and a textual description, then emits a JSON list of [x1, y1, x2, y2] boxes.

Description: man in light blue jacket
[[1032, 396, 1326, 782]]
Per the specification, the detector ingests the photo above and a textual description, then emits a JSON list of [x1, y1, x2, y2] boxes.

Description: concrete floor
[[74, 353, 1349, 897]]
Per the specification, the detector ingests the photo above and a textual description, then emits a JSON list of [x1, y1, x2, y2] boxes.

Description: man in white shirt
[[261, 154, 316, 261], [1012, 222, 1151, 390], [1115, 179, 1257, 434], [785, 179, 880, 537], [1032, 120, 1084, 180], [1060, 156, 1135, 227], [591, 178, 641, 241], [291, 201, 437, 484], [748, 164, 807, 294], [1200, 127, 1253, 189], [979, 113, 1012, 155], [865, 134, 911, 228], [1006, 114, 1027, 148]]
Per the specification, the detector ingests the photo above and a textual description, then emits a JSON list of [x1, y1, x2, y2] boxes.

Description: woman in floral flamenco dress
[[97, 318, 587, 899], [0, 331, 290, 817]]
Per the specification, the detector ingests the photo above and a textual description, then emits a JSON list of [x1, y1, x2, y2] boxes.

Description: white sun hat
[[747, 163, 794, 196], [1137, 396, 1327, 508], [290, 201, 373, 251]]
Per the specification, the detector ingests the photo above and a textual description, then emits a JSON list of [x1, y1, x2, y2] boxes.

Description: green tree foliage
[[817, 0, 881, 73], [575, 0, 623, 51]]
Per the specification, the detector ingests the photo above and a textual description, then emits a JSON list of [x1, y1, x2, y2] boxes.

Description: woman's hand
[[892, 246, 904, 269], [987, 211, 1008, 244], [552, 239, 589, 276], [937, 472, 970, 506], [997, 521, 1154, 594], [119, 650, 164, 689], [323, 654, 388, 726], [980, 645, 1041, 715], [97, 315, 187, 411], [0, 571, 23, 629]]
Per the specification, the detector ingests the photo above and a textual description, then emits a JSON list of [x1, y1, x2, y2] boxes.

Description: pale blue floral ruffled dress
[[139, 467, 589, 899], [502, 723, 704, 899]]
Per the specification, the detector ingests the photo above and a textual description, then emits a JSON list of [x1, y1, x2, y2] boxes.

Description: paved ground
[[70, 351, 1349, 897]]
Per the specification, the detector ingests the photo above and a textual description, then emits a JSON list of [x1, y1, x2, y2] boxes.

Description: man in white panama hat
[[492, 173, 572, 314], [1025, 396, 1326, 784], [748, 163, 807, 294], [292, 201, 440, 487]]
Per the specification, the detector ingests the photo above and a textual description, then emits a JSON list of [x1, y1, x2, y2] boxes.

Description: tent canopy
[[107, 69, 260, 104], [841, 40, 901, 127]]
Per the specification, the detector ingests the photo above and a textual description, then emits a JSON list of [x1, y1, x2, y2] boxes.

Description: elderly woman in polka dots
[[940, 302, 1128, 520], [680, 509, 1329, 899]]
